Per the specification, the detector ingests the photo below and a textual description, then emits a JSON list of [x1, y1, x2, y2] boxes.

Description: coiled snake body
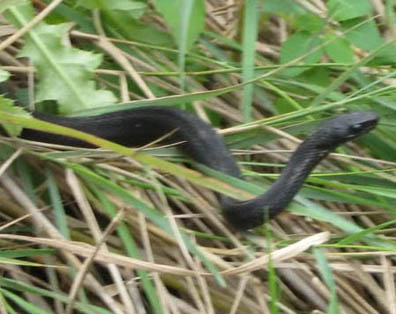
[[21, 108, 379, 229]]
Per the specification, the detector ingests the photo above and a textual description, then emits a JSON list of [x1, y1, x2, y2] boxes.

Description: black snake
[[19, 107, 379, 229]]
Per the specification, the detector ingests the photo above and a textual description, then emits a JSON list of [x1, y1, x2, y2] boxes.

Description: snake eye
[[350, 123, 363, 132]]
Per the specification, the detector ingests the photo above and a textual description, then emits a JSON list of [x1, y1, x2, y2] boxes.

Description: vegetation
[[0, 0, 396, 313]]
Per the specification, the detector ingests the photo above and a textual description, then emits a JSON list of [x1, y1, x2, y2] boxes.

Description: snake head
[[313, 111, 379, 149], [343, 111, 379, 137]]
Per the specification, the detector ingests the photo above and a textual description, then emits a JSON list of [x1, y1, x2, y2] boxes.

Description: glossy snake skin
[[21, 107, 379, 229]]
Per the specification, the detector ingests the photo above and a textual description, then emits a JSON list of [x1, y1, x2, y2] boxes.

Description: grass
[[0, 0, 396, 313]]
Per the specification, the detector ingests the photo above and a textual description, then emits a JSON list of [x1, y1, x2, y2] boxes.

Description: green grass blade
[[241, 0, 259, 122], [313, 248, 339, 314]]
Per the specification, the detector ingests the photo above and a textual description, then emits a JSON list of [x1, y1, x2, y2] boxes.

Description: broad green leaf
[[342, 18, 383, 51], [300, 67, 331, 87], [312, 34, 396, 106], [152, 0, 205, 51], [324, 33, 354, 63], [105, 14, 173, 45], [107, 1, 146, 11], [152, 0, 205, 90], [295, 13, 324, 33], [0, 0, 26, 13], [328, 0, 372, 22], [262, 0, 305, 14], [83, 0, 173, 46], [20, 24, 101, 71], [279, 32, 323, 76], [78, 0, 147, 19], [3, 0, 34, 24]]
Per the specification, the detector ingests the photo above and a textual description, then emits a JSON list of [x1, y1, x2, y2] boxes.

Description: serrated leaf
[[324, 33, 354, 63], [5, 3, 117, 114], [0, 95, 30, 136], [0, 70, 10, 82], [19, 23, 117, 113], [328, 0, 372, 22]]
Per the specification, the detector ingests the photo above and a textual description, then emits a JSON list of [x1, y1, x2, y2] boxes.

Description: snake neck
[[222, 138, 332, 230]]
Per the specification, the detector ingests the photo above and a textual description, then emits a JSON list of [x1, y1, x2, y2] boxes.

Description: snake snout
[[351, 111, 379, 133], [333, 111, 379, 138]]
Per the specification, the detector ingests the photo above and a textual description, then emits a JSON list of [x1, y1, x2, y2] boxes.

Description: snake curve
[[20, 107, 379, 230]]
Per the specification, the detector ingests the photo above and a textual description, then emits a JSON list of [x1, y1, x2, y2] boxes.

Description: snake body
[[20, 107, 378, 229]]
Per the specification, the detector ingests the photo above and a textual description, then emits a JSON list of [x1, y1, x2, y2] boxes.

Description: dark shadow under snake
[[19, 107, 379, 230]]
